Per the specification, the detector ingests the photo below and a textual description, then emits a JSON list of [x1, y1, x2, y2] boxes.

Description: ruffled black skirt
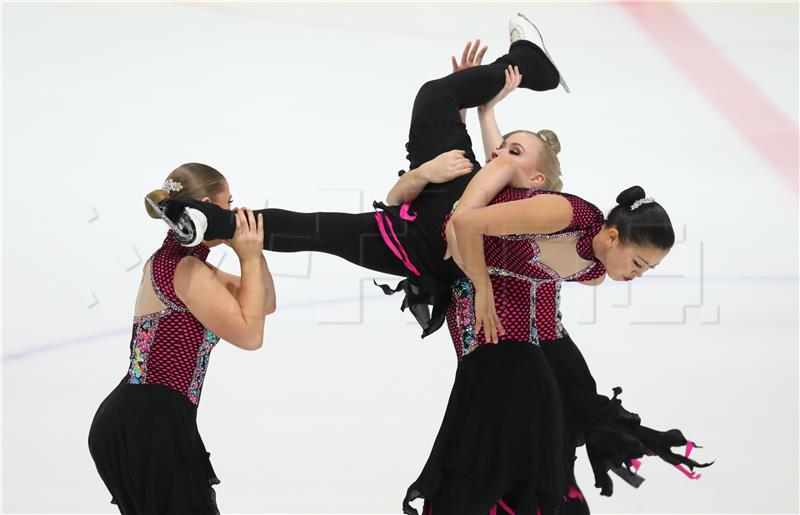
[[540, 335, 711, 498], [403, 341, 567, 515], [88, 383, 220, 515]]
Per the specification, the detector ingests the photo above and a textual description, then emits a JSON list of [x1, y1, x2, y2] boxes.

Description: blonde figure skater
[[89, 163, 275, 514]]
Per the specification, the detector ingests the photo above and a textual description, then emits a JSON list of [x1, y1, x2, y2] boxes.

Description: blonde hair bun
[[145, 189, 170, 219], [143, 163, 227, 219], [537, 129, 561, 155]]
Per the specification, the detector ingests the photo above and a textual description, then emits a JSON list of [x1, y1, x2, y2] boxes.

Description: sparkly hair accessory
[[630, 197, 655, 211], [162, 178, 183, 193]]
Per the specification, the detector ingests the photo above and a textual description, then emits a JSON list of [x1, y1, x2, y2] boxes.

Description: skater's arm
[[450, 154, 519, 213], [259, 257, 277, 314], [385, 150, 473, 205], [385, 168, 428, 206], [478, 65, 522, 162], [453, 193, 572, 241], [442, 154, 529, 257], [451, 194, 571, 284], [174, 209, 269, 350], [477, 107, 502, 163], [204, 261, 276, 315]]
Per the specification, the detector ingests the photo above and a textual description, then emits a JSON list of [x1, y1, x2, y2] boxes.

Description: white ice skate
[[145, 197, 208, 247], [509, 13, 571, 93]]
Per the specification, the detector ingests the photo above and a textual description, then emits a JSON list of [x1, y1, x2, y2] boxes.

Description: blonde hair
[[144, 163, 227, 218], [504, 129, 563, 192]]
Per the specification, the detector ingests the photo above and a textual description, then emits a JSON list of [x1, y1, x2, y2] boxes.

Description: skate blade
[[145, 197, 196, 242], [518, 12, 571, 93]]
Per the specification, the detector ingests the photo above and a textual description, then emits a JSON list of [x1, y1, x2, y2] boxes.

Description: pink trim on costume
[[374, 212, 421, 276], [384, 214, 419, 274], [497, 499, 515, 514], [375, 213, 404, 261], [565, 485, 585, 503], [399, 203, 418, 221], [673, 440, 702, 480], [630, 458, 642, 473], [489, 506, 497, 515], [674, 464, 702, 480]]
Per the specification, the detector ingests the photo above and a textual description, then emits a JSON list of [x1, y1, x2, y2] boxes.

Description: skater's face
[[201, 181, 233, 247], [600, 228, 669, 281], [489, 133, 546, 188]]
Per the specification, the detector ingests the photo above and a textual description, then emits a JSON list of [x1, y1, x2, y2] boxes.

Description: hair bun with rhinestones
[[616, 186, 646, 207]]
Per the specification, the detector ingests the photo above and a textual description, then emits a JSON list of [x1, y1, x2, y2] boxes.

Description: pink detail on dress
[[674, 440, 702, 479], [630, 458, 642, 472], [497, 499, 515, 514], [674, 464, 702, 480], [489, 506, 497, 515], [565, 485, 585, 502], [400, 203, 418, 221], [374, 212, 421, 276]]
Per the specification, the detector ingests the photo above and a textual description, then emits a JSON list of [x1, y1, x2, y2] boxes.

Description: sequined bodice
[[126, 231, 220, 406], [444, 189, 606, 359]]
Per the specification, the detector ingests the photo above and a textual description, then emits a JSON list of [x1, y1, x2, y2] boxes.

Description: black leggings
[[256, 209, 409, 277], [239, 41, 559, 278]]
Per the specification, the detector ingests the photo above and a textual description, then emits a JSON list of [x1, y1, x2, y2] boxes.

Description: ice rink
[[2, 2, 798, 514]]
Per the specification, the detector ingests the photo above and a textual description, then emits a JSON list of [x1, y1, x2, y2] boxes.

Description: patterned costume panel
[[444, 188, 606, 359], [126, 232, 220, 405]]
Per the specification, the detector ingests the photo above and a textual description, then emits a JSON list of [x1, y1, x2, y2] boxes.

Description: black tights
[[219, 41, 559, 278], [255, 209, 408, 277]]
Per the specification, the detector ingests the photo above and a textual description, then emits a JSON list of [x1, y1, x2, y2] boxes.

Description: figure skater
[[88, 163, 275, 515]]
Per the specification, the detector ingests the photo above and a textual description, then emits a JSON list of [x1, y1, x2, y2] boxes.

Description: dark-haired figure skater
[[434, 168, 710, 514], [88, 164, 275, 514]]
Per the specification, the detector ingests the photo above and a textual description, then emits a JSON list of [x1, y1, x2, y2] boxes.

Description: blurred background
[[2, 2, 798, 513]]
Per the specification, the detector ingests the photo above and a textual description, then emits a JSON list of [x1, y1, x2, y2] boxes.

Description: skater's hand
[[481, 65, 522, 111], [419, 150, 473, 184], [230, 208, 263, 261], [451, 39, 488, 73], [474, 284, 505, 344]]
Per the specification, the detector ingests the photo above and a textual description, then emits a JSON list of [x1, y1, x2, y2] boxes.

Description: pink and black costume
[[89, 232, 221, 515], [402, 189, 708, 515], [401, 189, 602, 515], [407, 190, 708, 515], [162, 39, 708, 515]]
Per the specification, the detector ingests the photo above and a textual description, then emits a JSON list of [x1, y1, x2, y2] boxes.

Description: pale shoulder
[[529, 192, 573, 212], [174, 255, 214, 291], [525, 192, 573, 227]]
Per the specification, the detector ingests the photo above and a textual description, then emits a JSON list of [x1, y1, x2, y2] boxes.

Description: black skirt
[[88, 383, 220, 515], [373, 198, 465, 339], [540, 335, 711, 498], [403, 341, 567, 515]]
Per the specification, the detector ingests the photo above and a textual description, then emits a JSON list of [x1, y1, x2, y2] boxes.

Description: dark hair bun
[[616, 185, 646, 206]]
